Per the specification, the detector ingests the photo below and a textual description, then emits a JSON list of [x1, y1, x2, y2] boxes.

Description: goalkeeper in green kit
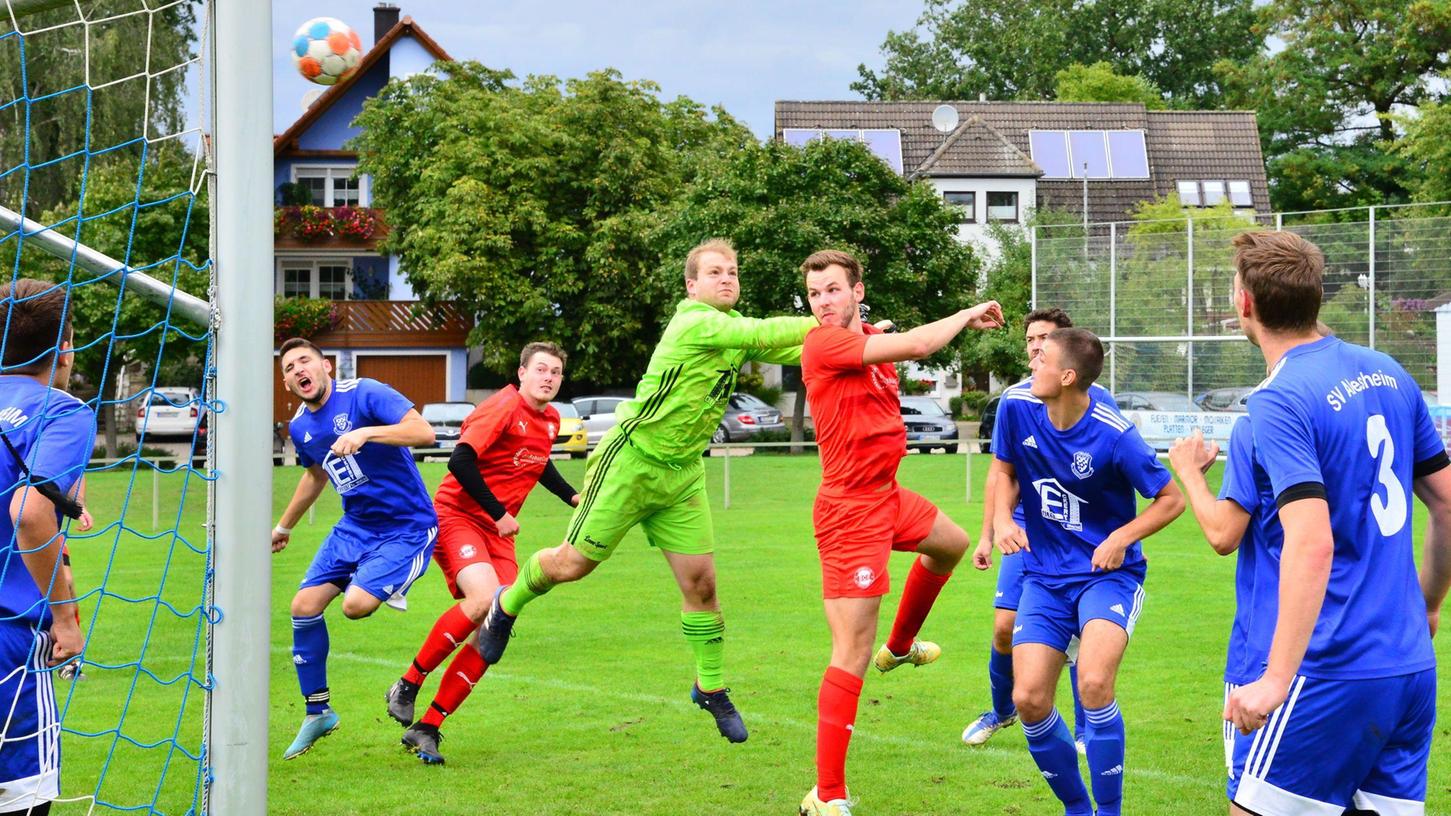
[[476, 239, 813, 742]]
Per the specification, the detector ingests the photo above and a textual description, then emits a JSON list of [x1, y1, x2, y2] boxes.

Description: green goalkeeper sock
[[681, 610, 726, 691], [501, 552, 555, 617]]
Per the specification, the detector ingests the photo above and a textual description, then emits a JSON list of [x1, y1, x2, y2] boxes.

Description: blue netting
[[1, 4, 216, 814]]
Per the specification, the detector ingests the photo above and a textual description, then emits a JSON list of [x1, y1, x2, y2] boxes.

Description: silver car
[[572, 395, 629, 448], [420, 401, 473, 450], [712, 393, 785, 443]]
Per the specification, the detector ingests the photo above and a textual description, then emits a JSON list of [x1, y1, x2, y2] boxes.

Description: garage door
[[356, 354, 447, 412], [274, 354, 338, 426]]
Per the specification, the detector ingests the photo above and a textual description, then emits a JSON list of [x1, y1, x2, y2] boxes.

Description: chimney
[[373, 3, 400, 44]]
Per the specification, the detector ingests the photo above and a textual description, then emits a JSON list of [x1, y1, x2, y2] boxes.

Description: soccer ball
[[291, 17, 363, 86]]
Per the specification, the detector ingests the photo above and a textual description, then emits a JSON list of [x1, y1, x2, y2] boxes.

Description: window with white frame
[[293, 166, 367, 207], [277, 260, 353, 300]]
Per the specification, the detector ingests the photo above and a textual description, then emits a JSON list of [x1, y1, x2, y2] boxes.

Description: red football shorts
[[812, 484, 938, 598], [432, 511, 518, 599]]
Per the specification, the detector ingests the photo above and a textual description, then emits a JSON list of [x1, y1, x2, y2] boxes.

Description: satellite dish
[[931, 104, 959, 133], [301, 89, 323, 111]]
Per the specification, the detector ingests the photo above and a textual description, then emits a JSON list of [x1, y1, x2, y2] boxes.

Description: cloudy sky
[[272, 1, 925, 138]]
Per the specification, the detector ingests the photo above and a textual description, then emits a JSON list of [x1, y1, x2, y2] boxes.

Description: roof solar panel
[[1029, 130, 1071, 178], [779, 128, 903, 174], [1106, 130, 1149, 178], [1177, 180, 1201, 206], [1068, 131, 1110, 178]]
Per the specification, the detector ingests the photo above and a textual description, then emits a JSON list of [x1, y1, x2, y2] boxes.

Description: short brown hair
[[1024, 307, 1072, 331], [1, 278, 73, 374], [1048, 328, 1104, 390], [519, 341, 567, 369], [800, 249, 863, 287], [278, 337, 325, 361], [684, 239, 737, 280], [1232, 231, 1324, 332]]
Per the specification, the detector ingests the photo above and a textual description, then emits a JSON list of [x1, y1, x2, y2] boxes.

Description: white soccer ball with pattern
[[291, 17, 363, 87]]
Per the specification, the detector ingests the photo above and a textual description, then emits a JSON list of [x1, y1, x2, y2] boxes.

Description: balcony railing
[[311, 300, 471, 348]]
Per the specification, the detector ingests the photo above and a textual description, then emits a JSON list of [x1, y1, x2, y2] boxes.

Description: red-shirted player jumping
[[385, 342, 580, 764], [797, 250, 1003, 816]]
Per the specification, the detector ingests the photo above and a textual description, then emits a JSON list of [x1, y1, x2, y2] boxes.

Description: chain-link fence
[[1032, 202, 1451, 399]]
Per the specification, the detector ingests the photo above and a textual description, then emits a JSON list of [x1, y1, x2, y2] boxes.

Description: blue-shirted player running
[[1216, 231, 1451, 816], [990, 328, 1184, 816], [965, 307, 1117, 751], [1, 279, 95, 816], [271, 337, 438, 760]]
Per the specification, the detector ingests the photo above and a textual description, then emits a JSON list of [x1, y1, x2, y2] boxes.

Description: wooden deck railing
[[312, 300, 472, 348]]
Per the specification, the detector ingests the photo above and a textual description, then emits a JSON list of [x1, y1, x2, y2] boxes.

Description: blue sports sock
[[1084, 700, 1125, 816], [292, 614, 331, 715], [1022, 708, 1092, 816], [988, 646, 1016, 718], [1069, 663, 1086, 741]]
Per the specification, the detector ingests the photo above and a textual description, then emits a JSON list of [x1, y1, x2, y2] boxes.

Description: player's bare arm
[[1168, 431, 1248, 555], [1091, 481, 1185, 571], [973, 467, 999, 570], [1414, 466, 1451, 636], [272, 465, 329, 553], [860, 301, 1005, 365], [10, 486, 82, 665], [990, 458, 1028, 555], [1226, 497, 1332, 735], [330, 408, 434, 456]]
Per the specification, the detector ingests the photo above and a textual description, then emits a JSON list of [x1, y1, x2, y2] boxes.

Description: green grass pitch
[[53, 453, 1451, 815]]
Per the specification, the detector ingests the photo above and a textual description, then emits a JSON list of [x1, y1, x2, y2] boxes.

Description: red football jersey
[[433, 385, 560, 525], [802, 323, 906, 493]]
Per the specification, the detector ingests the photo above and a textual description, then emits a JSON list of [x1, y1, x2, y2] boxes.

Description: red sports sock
[[420, 646, 488, 728], [815, 666, 863, 802], [884, 557, 952, 656], [404, 603, 477, 685]]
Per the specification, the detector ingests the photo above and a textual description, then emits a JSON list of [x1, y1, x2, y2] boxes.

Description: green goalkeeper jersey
[[612, 298, 815, 464]]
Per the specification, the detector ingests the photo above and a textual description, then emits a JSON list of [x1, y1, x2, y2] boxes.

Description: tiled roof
[[774, 101, 1270, 220]]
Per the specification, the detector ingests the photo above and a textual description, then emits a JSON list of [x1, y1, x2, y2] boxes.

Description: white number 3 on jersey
[[1366, 414, 1408, 536]]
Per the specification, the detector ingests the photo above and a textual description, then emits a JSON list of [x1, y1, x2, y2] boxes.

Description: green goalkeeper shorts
[[565, 428, 714, 561]]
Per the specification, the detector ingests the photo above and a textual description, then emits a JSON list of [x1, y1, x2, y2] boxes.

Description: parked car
[[900, 396, 960, 453], [572, 395, 629, 447], [977, 394, 1002, 453], [1196, 386, 1254, 412], [420, 402, 473, 452], [712, 393, 785, 444], [135, 387, 202, 441], [550, 401, 589, 458], [1114, 391, 1200, 413]]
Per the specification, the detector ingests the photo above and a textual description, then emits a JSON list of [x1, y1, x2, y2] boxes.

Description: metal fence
[[1032, 202, 1451, 398]]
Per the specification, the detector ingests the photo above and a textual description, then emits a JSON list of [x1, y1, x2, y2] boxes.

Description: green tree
[[853, 0, 1259, 107], [350, 63, 753, 384], [1216, 0, 1451, 210], [1055, 62, 1165, 108], [20, 143, 210, 456], [0, 1, 198, 214], [1394, 90, 1451, 206], [653, 136, 981, 439]]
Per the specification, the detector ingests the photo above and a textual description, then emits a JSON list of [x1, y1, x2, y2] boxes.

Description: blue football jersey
[[1246, 336, 1446, 680], [288, 378, 436, 532], [993, 389, 1170, 584], [1217, 416, 1281, 685], [0, 376, 95, 627], [997, 379, 1119, 527]]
